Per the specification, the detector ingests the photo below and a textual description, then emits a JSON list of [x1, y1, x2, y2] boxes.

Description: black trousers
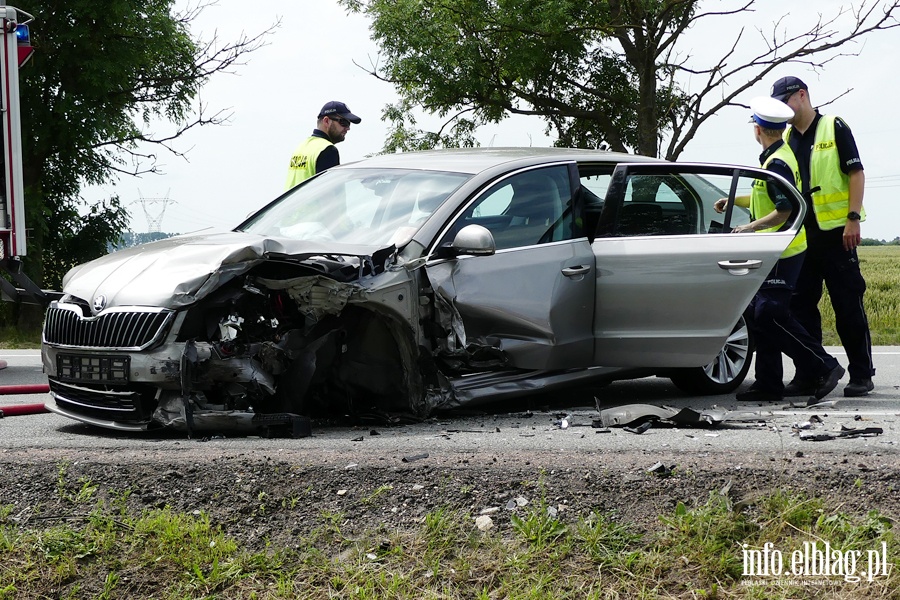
[[750, 253, 839, 393], [791, 228, 875, 382]]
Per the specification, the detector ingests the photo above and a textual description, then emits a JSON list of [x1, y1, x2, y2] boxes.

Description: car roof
[[340, 147, 664, 175]]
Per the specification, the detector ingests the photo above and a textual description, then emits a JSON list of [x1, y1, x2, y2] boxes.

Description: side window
[[445, 165, 575, 250], [596, 172, 756, 238], [615, 175, 698, 236]]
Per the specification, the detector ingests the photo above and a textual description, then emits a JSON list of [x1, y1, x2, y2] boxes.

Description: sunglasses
[[328, 115, 351, 127]]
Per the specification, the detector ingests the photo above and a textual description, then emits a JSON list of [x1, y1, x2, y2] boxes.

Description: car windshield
[[239, 168, 471, 247]]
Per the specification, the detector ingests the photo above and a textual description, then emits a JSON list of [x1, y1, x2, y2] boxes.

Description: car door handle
[[718, 259, 763, 275], [561, 265, 591, 277]]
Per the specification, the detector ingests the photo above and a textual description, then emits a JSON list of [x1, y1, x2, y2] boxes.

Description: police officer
[[771, 76, 875, 397], [284, 101, 361, 190], [715, 97, 843, 402]]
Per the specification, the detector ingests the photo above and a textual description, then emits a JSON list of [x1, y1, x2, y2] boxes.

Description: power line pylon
[[132, 190, 176, 233]]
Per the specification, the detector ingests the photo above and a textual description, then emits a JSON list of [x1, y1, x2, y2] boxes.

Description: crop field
[[824, 246, 900, 345]]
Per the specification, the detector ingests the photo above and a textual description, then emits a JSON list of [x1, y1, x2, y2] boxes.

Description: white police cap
[[749, 96, 794, 129]]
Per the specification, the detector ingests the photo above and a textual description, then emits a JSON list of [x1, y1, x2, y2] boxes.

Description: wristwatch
[[847, 211, 861, 221]]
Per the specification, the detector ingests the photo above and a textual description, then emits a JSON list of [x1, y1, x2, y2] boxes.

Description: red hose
[[0, 384, 50, 395], [0, 403, 48, 416]]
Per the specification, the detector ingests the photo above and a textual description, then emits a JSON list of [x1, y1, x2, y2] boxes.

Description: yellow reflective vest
[[750, 143, 807, 259], [784, 115, 865, 231], [285, 136, 334, 190]]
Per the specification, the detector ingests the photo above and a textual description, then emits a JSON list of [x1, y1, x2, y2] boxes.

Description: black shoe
[[783, 378, 817, 396], [814, 365, 846, 400], [844, 378, 874, 397], [736, 388, 784, 402]]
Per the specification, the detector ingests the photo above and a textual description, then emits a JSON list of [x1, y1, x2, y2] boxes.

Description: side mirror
[[452, 224, 495, 256]]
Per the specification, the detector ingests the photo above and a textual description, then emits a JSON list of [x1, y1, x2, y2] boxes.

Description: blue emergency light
[[15, 24, 29, 44]]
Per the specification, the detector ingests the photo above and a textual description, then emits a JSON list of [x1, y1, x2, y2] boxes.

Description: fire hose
[[0, 402, 48, 417], [0, 383, 50, 417]]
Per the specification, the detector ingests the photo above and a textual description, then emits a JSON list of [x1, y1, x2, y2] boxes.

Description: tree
[[340, 0, 899, 158], [15, 0, 274, 301]]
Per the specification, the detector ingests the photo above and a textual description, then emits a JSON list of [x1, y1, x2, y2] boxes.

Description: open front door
[[590, 162, 806, 368], [426, 163, 596, 371]]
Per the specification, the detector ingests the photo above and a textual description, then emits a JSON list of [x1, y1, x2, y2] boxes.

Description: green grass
[[822, 245, 900, 345], [1, 481, 897, 599], [0, 325, 41, 349]]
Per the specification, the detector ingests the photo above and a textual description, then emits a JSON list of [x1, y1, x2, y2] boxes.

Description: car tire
[[669, 313, 754, 395]]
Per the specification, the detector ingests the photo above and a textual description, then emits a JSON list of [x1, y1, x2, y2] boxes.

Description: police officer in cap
[[285, 101, 362, 190], [770, 76, 875, 397], [715, 96, 843, 402]]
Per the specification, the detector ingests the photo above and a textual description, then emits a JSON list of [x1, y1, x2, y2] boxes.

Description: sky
[[94, 0, 900, 241]]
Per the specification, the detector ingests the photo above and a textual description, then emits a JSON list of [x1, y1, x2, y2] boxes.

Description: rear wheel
[[669, 314, 753, 395]]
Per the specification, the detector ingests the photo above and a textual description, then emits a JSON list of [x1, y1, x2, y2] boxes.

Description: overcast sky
[[98, 0, 900, 241]]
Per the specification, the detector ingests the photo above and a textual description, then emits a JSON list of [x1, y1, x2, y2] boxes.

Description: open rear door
[[590, 162, 805, 368]]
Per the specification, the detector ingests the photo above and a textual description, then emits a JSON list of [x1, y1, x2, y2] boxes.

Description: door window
[[444, 165, 576, 250], [595, 169, 762, 238]]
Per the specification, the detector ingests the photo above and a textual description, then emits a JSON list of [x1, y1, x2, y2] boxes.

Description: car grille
[[44, 303, 174, 350]]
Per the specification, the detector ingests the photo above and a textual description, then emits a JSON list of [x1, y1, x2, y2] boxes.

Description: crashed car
[[42, 148, 805, 433]]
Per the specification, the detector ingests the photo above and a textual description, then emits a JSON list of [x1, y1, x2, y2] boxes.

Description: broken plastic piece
[[799, 426, 883, 441], [647, 462, 675, 477], [402, 452, 429, 463], [624, 421, 652, 435], [599, 404, 733, 428]]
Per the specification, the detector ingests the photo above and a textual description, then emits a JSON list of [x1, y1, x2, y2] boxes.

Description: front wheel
[[669, 314, 754, 395]]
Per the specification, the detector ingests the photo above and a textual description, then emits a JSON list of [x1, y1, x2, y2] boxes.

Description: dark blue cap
[[318, 101, 361, 124], [770, 76, 808, 102]]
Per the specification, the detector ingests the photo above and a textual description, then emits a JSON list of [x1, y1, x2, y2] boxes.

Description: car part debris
[[599, 403, 734, 428], [624, 421, 652, 434], [647, 462, 675, 477], [800, 425, 883, 441], [401, 452, 429, 463], [791, 415, 823, 432]]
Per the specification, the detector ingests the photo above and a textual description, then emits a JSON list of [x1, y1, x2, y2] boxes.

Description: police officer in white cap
[[715, 96, 843, 403]]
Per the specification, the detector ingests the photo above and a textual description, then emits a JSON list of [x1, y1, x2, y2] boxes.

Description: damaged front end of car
[[42, 235, 431, 435]]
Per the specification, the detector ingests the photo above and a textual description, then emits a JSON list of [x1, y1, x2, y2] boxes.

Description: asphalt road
[[1, 348, 899, 463]]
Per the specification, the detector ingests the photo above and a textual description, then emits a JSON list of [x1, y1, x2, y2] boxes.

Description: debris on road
[[647, 462, 675, 477], [624, 421, 652, 435], [800, 425, 884, 441], [401, 452, 429, 463], [599, 403, 771, 429]]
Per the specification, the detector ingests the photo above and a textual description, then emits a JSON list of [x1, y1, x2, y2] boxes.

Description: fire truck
[[0, 3, 47, 305]]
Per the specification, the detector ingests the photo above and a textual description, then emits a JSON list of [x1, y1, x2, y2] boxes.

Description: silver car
[[42, 148, 804, 433]]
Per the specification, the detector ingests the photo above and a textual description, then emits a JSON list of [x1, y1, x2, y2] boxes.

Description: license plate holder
[[57, 354, 130, 383]]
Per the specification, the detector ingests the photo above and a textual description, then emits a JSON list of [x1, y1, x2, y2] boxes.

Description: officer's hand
[[714, 198, 727, 214], [843, 220, 862, 251]]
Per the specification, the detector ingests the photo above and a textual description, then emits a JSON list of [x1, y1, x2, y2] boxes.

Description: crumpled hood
[[62, 230, 386, 311]]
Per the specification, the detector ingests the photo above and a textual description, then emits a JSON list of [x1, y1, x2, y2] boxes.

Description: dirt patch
[[2, 446, 897, 552]]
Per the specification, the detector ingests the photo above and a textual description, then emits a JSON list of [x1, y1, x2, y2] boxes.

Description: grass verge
[[1, 486, 896, 599]]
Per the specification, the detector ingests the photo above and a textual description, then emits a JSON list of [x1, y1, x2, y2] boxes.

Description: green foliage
[[20, 0, 200, 288], [14, 1, 270, 292], [576, 512, 642, 562], [510, 499, 568, 549], [378, 99, 480, 154], [345, 0, 899, 164], [344, 0, 691, 157], [113, 230, 178, 251], [658, 492, 759, 581], [1, 488, 898, 598], [822, 246, 900, 345]]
